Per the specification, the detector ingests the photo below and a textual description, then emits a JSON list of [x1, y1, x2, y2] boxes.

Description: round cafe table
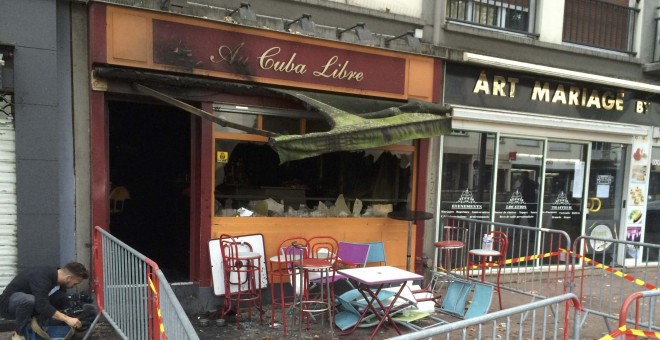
[[387, 210, 434, 271]]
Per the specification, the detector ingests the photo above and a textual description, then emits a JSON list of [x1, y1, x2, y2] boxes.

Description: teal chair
[[440, 280, 474, 317], [363, 241, 387, 265], [464, 283, 494, 319], [334, 288, 397, 331], [438, 279, 493, 318]]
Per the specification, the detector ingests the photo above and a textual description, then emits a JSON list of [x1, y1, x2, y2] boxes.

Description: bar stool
[[219, 234, 264, 328], [268, 236, 308, 336], [466, 230, 508, 310], [412, 226, 467, 305], [434, 225, 468, 275], [291, 236, 338, 338]]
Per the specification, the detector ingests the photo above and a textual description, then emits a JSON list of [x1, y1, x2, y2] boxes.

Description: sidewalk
[[0, 320, 122, 340]]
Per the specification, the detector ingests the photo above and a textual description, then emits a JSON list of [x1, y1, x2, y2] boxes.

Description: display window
[[212, 105, 416, 218], [440, 128, 632, 266], [440, 131, 496, 221], [644, 147, 660, 261]]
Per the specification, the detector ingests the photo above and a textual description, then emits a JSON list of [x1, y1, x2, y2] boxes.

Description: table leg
[[367, 283, 406, 338], [406, 221, 412, 271], [340, 284, 383, 337], [341, 283, 406, 340]]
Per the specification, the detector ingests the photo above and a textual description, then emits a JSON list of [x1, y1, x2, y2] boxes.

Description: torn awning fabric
[[268, 89, 453, 163], [128, 78, 452, 164]]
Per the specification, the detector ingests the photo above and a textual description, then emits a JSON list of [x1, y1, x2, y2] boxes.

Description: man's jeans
[[6, 291, 68, 335]]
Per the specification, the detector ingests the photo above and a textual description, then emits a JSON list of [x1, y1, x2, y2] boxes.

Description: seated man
[[0, 262, 89, 340]]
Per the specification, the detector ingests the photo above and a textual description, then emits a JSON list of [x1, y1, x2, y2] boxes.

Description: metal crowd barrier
[[89, 226, 199, 340], [156, 270, 199, 339], [604, 289, 660, 339], [571, 235, 660, 334], [387, 293, 582, 340], [440, 217, 573, 301]]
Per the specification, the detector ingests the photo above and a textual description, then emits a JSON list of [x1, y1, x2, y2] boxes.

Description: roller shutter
[[0, 94, 16, 291]]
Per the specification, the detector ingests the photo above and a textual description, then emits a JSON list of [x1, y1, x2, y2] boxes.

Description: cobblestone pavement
[[0, 273, 617, 340]]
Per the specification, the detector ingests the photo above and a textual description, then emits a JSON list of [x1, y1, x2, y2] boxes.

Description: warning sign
[[216, 151, 229, 163]]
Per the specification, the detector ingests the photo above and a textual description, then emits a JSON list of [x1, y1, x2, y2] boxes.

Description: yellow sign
[[216, 151, 229, 163]]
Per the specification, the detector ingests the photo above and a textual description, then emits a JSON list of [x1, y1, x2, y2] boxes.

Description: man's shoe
[[11, 331, 25, 340]]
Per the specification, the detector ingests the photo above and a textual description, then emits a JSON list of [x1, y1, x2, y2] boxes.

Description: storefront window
[[213, 140, 414, 217], [585, 142, 627, 251], [541, 142, 587, 242], [494, 137, 544, 227], [644, 147, 660, 261], [212, 98, 417, 218], [440, 131, 496, 220]]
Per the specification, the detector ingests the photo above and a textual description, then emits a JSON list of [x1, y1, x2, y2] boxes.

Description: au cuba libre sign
[[152, 20, 406, 94]]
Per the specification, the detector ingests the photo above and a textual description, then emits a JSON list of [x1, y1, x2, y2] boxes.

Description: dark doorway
[[108, 101, 191, 282]]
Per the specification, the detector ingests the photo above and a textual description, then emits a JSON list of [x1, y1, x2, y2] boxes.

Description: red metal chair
[[268, 236, 308, 336], [219, 234, 264, 328], [292, 236, 338, 337], [466, 230, 508, 310]]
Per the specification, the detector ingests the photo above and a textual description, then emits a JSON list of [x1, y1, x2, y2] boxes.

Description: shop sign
[[445, 63, 658, 125], [152, 20, 406, 95], [443, 189, 489, 219]]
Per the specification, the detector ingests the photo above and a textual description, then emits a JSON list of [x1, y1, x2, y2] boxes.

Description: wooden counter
[[211, 217, 414, 270]]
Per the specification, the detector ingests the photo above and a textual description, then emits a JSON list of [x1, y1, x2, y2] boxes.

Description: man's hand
[[64, 315, 82, 329], [53, 310, 82, 329]]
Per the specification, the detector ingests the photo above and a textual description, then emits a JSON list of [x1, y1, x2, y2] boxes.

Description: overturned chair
[[334, 275, 494, 332]]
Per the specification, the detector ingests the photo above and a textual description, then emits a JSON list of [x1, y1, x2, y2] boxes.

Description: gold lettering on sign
[[314, 56, 364, 81], [532, 81, 550, 102], [473, 71, 518, 97], [493, 75, 507, 96], [258, 47, 307, 74], [551, 85, 567, 104], [473, 71, 490, 94], [586, 89, 601, 108], [508, 78, 519, 97], [601, 91, 615, 110], [611, 92, 624, 110], [474, 71, 626, 112], [636, 101, 650, 114], [568, 87, 580, 105], [530, 81, 624, 111], [210, 43, 249, 66]]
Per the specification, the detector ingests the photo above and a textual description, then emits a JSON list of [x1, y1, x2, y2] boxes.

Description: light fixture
[[0, 53, 3, 89], [336, 22, 373, 41], [284, 13, 316, 35], [385, 31, 421, 49], [160, 0, 187, 11], [463, 52, 660, 94], [226, 2, 257, 23]]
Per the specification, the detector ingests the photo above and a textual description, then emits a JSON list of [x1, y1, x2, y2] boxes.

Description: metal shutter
[[0, 94, 16, 290]]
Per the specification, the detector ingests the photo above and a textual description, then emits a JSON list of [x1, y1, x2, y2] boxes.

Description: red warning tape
[[149, 277, 167, 340], [560, 248, 658, 291], [448, 251, 560, 272], [599, 325, 660, 340]]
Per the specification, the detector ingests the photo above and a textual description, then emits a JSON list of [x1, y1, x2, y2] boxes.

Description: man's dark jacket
[[0, 266, 59, 320]]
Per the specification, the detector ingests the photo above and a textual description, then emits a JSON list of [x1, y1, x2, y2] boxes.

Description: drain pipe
[[432, 0, 444, 45]]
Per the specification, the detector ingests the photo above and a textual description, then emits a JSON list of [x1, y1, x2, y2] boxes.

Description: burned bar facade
[[88, 3, 445, 293]]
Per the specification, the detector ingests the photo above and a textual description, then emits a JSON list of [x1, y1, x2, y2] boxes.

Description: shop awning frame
[[97, 67, 452, 163]]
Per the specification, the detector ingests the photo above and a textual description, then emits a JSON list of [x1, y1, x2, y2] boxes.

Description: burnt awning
[[267, 89, 452, 163], [96, 67, 452, 163]]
